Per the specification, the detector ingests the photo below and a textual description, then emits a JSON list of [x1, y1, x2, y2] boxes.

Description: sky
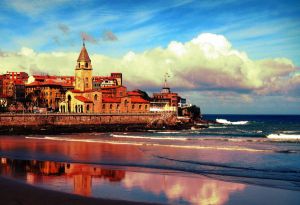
[[0, 0, 299, 114]]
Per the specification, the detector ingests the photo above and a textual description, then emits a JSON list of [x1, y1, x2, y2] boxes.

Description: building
[[25, 80, 74, 110], [59, 42, 102, 113], [92, 73, 122, 89], [0, 72, 29, 106], [27, 75, 75, 85], [151, 86, 180, 113], [59, 42, 150, 114]]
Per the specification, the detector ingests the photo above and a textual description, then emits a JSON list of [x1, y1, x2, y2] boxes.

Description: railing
[[0, 112, 161, 116]]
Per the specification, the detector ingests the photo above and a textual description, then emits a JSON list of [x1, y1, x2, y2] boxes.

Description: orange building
[[25, 80, 74, 110], [151, 86, 180, 113], [59, 42, 150, 114], [0, 72, 28, 103]]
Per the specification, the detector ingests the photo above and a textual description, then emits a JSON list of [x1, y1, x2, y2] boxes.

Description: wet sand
[[1, 134, 300, 205], [0, 176, 161, 205]]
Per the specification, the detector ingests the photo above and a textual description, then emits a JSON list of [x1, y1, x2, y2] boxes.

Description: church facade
[[59, 43, 150, 114]]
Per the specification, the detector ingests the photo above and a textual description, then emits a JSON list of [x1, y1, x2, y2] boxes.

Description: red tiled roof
[[127, 91, 142, 96], [101, 85, 127, 90], [74, 96, 93, 103], [93, 76, 116, 81], [26, 81, 42, 86], [14, 79, 24, 85], [130, 97, 149, 104], [71, 89, 98, 93], [102, 97, 121, 103], [26, 81, 73, 87]]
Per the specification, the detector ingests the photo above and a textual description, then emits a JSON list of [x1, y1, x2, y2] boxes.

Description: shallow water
[[1, 157, 300, 205]]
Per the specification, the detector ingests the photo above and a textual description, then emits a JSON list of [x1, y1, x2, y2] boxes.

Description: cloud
[[123, 171, 245, 205], [52, 36, 60, 45], [58, 23, 70, 34], [80, 32, 98, 44], [0, 33, 299, 97], [4, 0, 72, 17], [102, 30, 118, 41]]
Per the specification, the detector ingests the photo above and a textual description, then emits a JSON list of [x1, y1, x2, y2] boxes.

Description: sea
[[0, 114, 300, 205]]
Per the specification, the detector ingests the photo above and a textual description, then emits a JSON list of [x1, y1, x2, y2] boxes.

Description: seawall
[[0, 113, 180, 134]]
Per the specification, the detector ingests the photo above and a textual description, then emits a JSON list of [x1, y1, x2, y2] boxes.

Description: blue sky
[[0, 0, 300, 114]]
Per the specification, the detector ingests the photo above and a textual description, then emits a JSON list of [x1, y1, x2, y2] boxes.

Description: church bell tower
[[75, 41, 93, 91]]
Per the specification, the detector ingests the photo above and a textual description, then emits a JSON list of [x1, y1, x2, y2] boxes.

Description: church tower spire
[[75, 42, 93, 91]]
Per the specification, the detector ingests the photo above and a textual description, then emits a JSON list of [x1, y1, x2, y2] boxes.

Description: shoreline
[[0, 176, 162, 205]]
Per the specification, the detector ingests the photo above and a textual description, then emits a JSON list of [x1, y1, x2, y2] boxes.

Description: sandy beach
[[1, 130, 300, 205], [0, 176, 161, 205]]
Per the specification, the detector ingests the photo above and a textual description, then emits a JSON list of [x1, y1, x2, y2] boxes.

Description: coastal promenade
[[0, 112, 176, 134]]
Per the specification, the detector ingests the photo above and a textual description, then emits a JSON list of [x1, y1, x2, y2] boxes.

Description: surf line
[[25, 136, 270, 153]]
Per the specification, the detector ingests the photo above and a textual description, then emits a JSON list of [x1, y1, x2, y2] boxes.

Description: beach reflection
[[123, 172, 245, 205], [0, 157, 245, 205]]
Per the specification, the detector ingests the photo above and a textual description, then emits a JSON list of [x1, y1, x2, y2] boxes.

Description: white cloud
[[0, 33, 298, 96], [4, 0, 72, 17]]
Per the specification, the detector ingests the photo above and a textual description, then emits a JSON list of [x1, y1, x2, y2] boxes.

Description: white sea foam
[[267, 134, 300, 140], [25, 136, 268, 152], [216, 119, 249, 125], [111, 134, 188, 141], [208, 126, 226, 129], [156, 131, 181, 134]]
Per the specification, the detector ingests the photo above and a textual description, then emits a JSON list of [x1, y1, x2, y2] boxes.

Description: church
[[59, 42, 150, 114]]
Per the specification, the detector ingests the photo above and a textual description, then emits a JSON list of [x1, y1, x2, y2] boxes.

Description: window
[[145, 105, 148, 109], [102, 104, 105, 109], [139, 105, 142, 109], [110, 104, 113, 109], [85, 62, 88, 67], [132, 104, 135, 109], [94, 94, 98, 101]]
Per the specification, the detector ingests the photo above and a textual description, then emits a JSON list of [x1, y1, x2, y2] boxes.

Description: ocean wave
[[155, 131, 181, 134], [155, 155, 300, 174], [111, 134, 188, 141], [25, 136, 272, 153], [267, 134, 300, 141], [216, 119, 249, 125]]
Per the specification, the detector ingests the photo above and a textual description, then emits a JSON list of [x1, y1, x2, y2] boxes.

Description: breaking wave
[[267, 134, 300, 141], [111, 134, 188, 141], [25, 136, 300, 153], [216, 119, 249, 125]]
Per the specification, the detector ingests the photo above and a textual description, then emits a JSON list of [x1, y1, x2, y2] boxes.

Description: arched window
[[78, 63, 80, 67], [110, 104, 113, 109], [102, 104, 105, 109], [85, 62, 88, 67], [139, 104, 142, 109], [132, 104, 135, 109], [87, 104, 90, 111], [94, 94, 98, 101]]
